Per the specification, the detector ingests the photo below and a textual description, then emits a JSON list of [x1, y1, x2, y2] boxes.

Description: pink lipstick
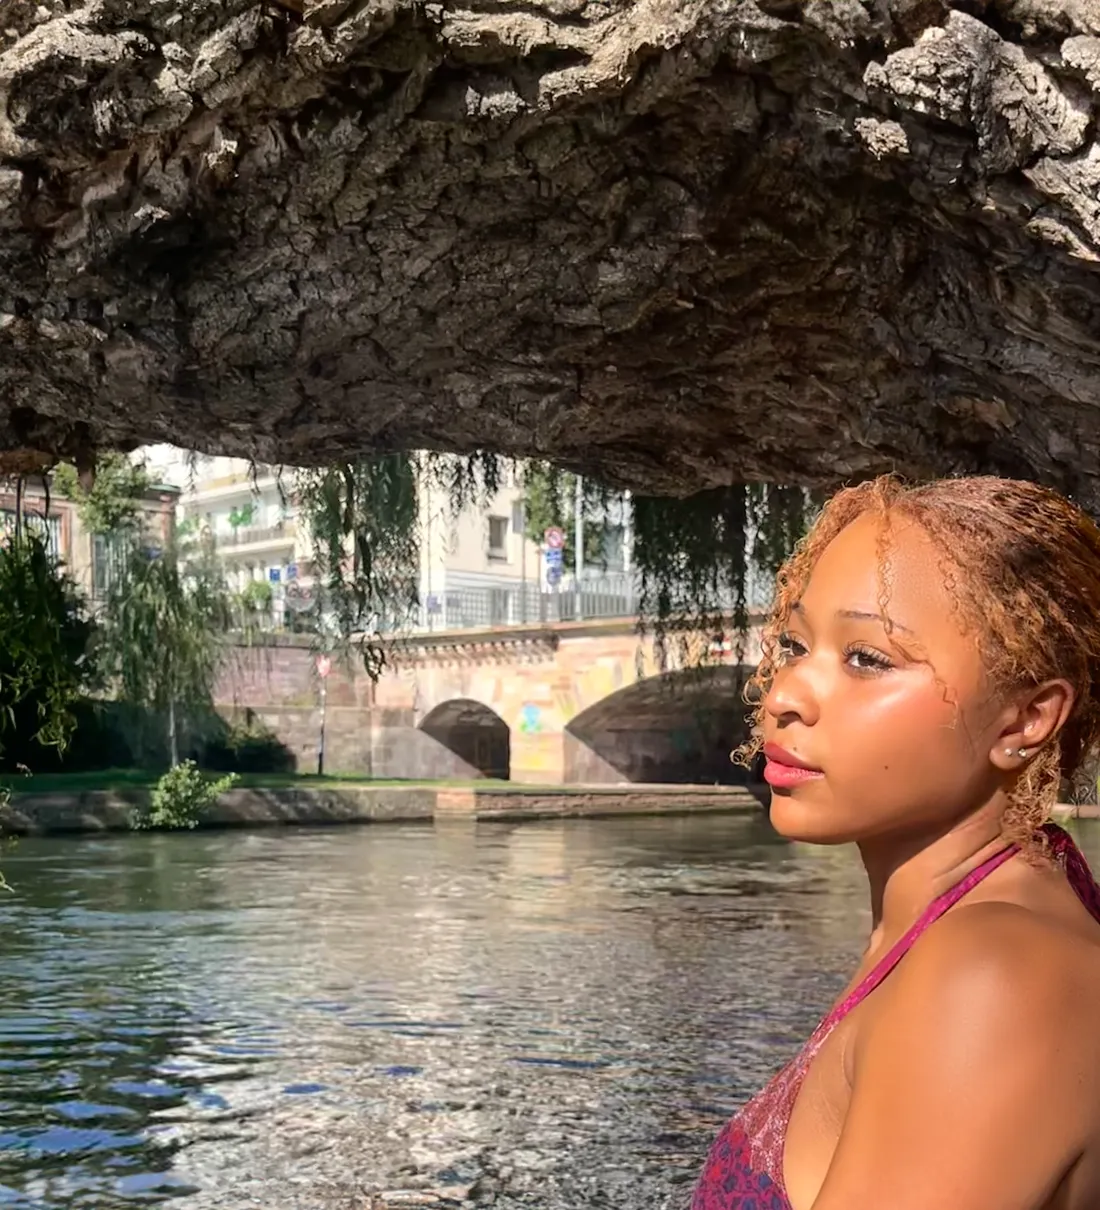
[[762, 743, 824, 789]]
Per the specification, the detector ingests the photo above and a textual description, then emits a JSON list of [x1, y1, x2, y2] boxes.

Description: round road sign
[[544, 526, 565, 550]]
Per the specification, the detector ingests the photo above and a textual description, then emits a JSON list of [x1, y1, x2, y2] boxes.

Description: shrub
[[0, 532, 96, 769], [203, 716, 296, 774], [133, 761, 237, 830]]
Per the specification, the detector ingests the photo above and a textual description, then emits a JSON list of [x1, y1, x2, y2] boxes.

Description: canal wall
[[0, 784, 764, 836]]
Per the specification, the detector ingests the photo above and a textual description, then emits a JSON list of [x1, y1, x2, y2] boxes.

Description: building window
[[2, 510, 62, 560], [92, 533, 128, 598], [488, 515, 508, 560], [601, 523, 626, 573]]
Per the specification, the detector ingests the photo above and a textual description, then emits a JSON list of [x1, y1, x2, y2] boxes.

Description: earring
[[1018, 747, 1029, 758]]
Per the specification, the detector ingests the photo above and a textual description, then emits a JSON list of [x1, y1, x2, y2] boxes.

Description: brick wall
[[215, 642, 480, 778]]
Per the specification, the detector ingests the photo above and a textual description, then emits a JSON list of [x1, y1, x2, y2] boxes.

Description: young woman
[[693, 475, 1100, 1210]]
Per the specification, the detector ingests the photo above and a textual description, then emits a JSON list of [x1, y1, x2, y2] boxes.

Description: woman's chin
[[768, 787, 854, 845]]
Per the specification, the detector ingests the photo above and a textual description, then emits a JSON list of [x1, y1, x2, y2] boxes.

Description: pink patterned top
[[691, 822, 1100, 1210]]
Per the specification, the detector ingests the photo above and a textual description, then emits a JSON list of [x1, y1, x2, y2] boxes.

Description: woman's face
[[761, 510, 1011, 845]]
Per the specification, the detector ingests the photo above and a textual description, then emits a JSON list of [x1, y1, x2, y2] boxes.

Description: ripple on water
[[3, 816, 1092, 1208]]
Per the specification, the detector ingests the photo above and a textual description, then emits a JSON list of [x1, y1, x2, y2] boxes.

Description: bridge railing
[[413, 574, 641, 632]]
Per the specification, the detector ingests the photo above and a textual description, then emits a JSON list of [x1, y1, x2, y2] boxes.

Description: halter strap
[[1042, 821, 1100, 924], [816, 822, 1100, 1034], [819, 841, 1019, 1032]]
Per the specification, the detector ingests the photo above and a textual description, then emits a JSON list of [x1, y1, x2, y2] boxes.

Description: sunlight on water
[[0, 816, 1093, 1209]]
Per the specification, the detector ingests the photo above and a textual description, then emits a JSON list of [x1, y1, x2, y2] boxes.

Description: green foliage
[[55, 452, 150, 537], [0, 530, 96, 766], [296, 454, 422, 676], [520, 462, 619, 571], [239, 578, 273, 612], [228, 502, 256, 530], [133, 760, 237, 830], [203, 715, 295, 774], [632, 484, 819, 654], [296, 450, 516, 674], [98, 546, 233, 765]]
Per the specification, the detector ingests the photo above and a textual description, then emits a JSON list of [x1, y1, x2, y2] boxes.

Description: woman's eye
[[845, 644, 893, 673], [776, 632, 807, 661]]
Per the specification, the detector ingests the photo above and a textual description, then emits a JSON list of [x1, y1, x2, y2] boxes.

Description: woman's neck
[[857, 795, 1012, 950]]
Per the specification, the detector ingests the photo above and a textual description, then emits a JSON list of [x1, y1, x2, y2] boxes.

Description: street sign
[[286, 563, 299, 581], [544, 526, 565, 550], [268, 567, 281, 583], [316, 655, 332, 679], [544, 546, 563, 566], [284, 581, 315, 612], [547, 564, 563, 587]]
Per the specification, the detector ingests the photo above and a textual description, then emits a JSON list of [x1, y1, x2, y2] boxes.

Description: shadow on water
[[0, 817, 1094, 1209]]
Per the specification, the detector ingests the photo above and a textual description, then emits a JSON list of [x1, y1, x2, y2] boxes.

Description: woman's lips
[[762, 742, 824, 789]]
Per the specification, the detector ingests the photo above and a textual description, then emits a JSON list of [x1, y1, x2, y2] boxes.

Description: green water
[[1, 816, 1094, 1209]]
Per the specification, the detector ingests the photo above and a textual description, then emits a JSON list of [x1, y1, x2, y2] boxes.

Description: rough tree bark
[[1, 1, 1099, 499]]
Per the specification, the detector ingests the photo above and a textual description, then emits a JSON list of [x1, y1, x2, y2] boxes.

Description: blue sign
[[545, 547, 563, 566], [286, 563, 299, 581], [269, 567, 281, 583], [547, 564, 563, 586]]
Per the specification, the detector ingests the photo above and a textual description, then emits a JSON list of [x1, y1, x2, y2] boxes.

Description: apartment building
[[140, 448, 308, 620], [139, 447, 632, 632], [0, 474, 179, 603]]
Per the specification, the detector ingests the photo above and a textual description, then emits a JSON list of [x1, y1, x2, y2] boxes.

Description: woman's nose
[[764, 661, 821, 727]]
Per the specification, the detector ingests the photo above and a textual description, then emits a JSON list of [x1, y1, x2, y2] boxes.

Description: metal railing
[[214, 522, 296, 547], [414, 575, 640, 632]]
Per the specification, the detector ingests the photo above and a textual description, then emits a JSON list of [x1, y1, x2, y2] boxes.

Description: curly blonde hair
[[737, 475, 1100, 844]]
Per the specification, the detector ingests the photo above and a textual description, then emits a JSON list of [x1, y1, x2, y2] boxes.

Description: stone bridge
[[217, 617, 766, 785]]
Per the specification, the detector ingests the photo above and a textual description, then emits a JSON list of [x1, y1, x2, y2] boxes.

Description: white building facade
[[139, 447, 633, 633]]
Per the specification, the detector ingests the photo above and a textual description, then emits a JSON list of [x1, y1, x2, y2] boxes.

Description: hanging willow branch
[[630, 483, 820, 667], [296, 449, 820, 679], [295, 455, 420, 677]]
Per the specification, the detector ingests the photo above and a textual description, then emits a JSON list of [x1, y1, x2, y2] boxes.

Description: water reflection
[[0, 816, 1092, 1208]]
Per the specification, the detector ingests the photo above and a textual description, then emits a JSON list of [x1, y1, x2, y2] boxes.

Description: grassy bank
[[0, 768, 514, 795]]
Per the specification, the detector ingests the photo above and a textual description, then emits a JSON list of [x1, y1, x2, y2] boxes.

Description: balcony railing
[[215, 522, 296, 547]]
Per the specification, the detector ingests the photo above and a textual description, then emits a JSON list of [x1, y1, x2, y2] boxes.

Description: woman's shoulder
[[884, 895, 1100, 1032], [862, 894, 1100, 1110], [812, 900, 1100, 1209]]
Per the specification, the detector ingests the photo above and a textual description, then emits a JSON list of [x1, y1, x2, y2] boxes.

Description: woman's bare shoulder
[[810, 902, 1100, 1210], [864, 898, 1100, 1149], [877, 897, 1100, 1050]]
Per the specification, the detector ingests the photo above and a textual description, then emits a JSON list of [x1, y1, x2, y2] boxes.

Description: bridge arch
[[563, 665, 755, 784], [419, 698, 511, 780]]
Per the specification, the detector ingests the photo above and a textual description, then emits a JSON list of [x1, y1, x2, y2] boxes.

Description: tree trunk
[[1, 4, 1099, 501], [167, 699, 179, 770]]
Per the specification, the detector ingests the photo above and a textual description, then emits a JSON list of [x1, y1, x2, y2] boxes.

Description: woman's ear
[[989, 679, 1074, 772]]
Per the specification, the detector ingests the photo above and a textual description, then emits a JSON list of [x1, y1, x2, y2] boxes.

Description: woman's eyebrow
[[792, 601, 915, 635], [838, 607, 915, 635]]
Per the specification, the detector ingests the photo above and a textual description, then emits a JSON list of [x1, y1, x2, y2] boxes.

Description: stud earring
[[1018, 747, 1029, 758]]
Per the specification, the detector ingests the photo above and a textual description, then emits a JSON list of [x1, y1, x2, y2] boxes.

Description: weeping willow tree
[[632, 484, 821, 658], [296, 449, 820, 679], [98, 544, 234, 767]]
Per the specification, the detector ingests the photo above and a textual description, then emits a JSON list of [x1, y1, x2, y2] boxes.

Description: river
[[1, 815, 1095, 1210]]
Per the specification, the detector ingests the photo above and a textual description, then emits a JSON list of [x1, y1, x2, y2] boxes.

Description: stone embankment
[[0, 783, 764, 836]]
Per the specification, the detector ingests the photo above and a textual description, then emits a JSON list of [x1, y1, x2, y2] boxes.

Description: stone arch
[[563, 665, 755, 785], [419, 698, 511, 780]]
